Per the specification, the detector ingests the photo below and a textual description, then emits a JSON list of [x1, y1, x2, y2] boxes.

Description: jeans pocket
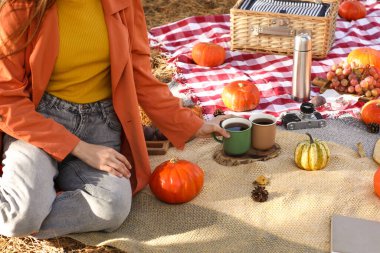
[[105, 110, 122, 132], [36, 101, 80, 134]]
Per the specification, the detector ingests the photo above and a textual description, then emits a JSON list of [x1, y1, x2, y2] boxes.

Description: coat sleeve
[[130, 0, 204, 149], [0, 3, 80, 161]]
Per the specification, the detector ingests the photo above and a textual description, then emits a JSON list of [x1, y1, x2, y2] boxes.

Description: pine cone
[[251, 186, 269, 202], [213, 109, 225, 117], [367, 123, 380, 134]]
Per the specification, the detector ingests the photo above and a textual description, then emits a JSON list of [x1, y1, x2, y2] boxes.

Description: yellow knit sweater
[[47, 0, 111, 103]]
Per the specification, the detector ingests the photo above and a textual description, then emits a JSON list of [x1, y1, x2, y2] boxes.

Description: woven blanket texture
[[69, 129, 380, 253], [148, 0, 380, 119]]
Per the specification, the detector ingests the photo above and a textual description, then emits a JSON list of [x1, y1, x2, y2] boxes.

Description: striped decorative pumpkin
[[294, 133, 330, 171]]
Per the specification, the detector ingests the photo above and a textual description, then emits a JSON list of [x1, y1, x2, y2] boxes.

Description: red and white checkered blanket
[[148, 1, 380, 120]]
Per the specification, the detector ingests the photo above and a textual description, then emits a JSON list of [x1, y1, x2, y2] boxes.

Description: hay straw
[[0, 236, 124, 252], [143, 0, 236, 29], [150, 48, 175, 84]]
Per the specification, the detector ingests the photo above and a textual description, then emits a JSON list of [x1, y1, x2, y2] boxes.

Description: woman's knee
[[105, 191, 132, 231], [87, 179, 132, 231], [0, 197, 54, 237], [1, 137, 57, 237]]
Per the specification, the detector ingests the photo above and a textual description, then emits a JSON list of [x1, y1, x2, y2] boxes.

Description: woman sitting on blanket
[[0, 0, 230, 239]]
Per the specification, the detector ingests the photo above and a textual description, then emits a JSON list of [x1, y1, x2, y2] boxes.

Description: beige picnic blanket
[[69, 130, 380, 253]]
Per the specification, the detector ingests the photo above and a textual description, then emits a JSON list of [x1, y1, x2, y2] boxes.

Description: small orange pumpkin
[[338, 0, 366, 21], [221, 80, 260, 112], [347, 48, 380, 71], [374, 167, 380, 198], [192, 42, 226, 67], [361, 99, 380, 124], [361, 99, 380, 125], [149, 158, 204, 204]]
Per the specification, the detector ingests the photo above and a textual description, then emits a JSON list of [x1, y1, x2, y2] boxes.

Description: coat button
[[0, 115, 2, 121]]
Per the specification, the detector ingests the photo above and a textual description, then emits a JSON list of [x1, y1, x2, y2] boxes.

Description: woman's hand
[[71, 141, 132, 178], [195, 114, 233, 138]]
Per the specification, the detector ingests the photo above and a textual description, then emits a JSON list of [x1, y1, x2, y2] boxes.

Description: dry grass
[[150, 48, 174, 83], [0, 1, 236, 252], [143, 0, 236, 29], [0, 236, 124, 253]]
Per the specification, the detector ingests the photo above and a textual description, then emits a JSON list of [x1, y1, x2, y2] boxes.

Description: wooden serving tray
[[213, 143, 281, 166], [146, 141, 170, 155]]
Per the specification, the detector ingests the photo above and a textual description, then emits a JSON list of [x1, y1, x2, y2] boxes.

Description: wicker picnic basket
[[230, 0, 339, 58]]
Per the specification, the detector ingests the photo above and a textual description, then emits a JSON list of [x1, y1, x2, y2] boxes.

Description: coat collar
[[101, 0, 130, 15], [101, 0, 131, 93]]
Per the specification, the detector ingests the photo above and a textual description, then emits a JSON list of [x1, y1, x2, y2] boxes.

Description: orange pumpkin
[[149, 158, 204, 204], [338, 0, 366, 21], [361, 99, 380, 125], [221, 80, 260, 112], [192, 42, 226, 67], [347, 48, 380, 71], [374, 167, 380, 198]]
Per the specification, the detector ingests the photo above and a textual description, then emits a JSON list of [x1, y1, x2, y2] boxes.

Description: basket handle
[[251, 18, 295, 37]]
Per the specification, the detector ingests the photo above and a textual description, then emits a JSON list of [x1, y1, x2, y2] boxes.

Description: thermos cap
[[294, 33, 312, 52]]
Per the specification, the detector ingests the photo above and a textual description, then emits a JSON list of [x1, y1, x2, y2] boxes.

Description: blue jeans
[[0, 93, 132, 239]]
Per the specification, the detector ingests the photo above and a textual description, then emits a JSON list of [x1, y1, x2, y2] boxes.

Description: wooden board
[[213, 143, 281, 166], [146, 141, 170, 155]]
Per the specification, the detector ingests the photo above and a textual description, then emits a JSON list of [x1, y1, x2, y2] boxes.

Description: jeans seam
[[71, 113, 82, 136], [106, 118, 122, 132], [73, 165, 89, 185], [84, 184, 113, 202], [55, 189, 81, 201], [104, 112, 122, 132], [60, 161, 89, 186]]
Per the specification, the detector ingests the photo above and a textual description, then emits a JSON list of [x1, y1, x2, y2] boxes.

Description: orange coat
[[0, 0, 204, 194]]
